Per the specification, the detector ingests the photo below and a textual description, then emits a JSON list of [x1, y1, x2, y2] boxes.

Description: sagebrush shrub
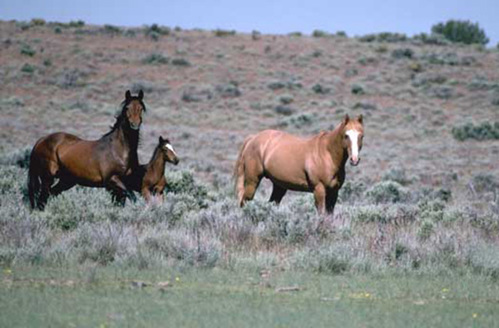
[[452, 122, 499, 141], [366, 181, 408, 204]]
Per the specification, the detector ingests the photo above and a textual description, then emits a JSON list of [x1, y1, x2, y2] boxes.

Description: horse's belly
[[265, 170, 310, 192]]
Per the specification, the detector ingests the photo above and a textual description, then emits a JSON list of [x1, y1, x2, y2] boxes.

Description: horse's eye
[[344, 135, 349, 140]]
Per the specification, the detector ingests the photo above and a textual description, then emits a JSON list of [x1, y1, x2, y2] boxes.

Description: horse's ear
[[159, 136, 164, 143], [357, 114, 363, 124], [343, 114, 350, 125], [125, 90, 132, 101], [138, 90, 144, 100]]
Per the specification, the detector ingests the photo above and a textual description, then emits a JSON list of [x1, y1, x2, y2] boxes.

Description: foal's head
[[158, 136, 179, 165], [342, 114, 364, 166], [123, 90, 146, 130]]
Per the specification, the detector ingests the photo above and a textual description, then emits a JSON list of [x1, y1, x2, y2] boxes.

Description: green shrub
[[0, 147, 31, 168], [164, 170, 210, 207], [278, 94, 294, 104], [418, 219, 434, 240], [274, 105, 295, 116], [312, 30, 329, 38], [413, 33, 450, 45], [451, 122, 499, 141], [20, 44, 36, 57], [171, 58, 191, 66], [470, 174, 499, 193], [359, 32, 407, 43], [431, 20, 489, 45], [311, 83, 332, 94], [142, 53, 169, 65], [279, 113, 316, 129], [338, 180, 366, 203], [68, 20, 85, 28], [382, 168, 411, 185], [366, 181, 408, 204], [30, 18, 46, 26], [351, 84, 365, 95], [391, 48, 414, 59], [20, 63, 36, 74], [103, 24, 121, 34], [214, 29, 236, 37]]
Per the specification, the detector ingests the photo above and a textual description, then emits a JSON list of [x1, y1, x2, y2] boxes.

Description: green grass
[[1, 266, 498, 327]]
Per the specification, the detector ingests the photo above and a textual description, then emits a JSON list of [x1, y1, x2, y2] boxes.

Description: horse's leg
[[325, 188, 339, 215], [313, 184, 326, 215], [239, 158, 263, 207], [50, 179, 76, 196], [240, 176, 262, 207], [107, 175, 129, 206], [269, 183, 287, 205], [38, 175, 54, 210]]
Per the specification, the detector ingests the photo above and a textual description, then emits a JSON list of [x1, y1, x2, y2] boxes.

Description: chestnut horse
[[28, 90, 146, 210], [234, 114, 364, 214], [123, 136, 179, 202]]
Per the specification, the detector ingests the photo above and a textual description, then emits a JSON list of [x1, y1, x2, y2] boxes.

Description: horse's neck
[[147, 148, 166, 179], [324, 128, 348, 167], [108, 121, 140, 167]]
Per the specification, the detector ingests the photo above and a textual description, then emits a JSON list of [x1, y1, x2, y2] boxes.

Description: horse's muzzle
[[173, 158, 180, 165], [350, 158, 360, 166], [129, 122, 141, 130]]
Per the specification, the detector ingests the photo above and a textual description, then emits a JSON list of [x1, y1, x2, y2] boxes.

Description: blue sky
[[1, 0, 498, 45]]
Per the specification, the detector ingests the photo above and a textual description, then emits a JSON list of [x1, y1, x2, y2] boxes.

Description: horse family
[[234, 114, 364, 214], [28, 89, 364, 215], [28, 90, 146, 209]]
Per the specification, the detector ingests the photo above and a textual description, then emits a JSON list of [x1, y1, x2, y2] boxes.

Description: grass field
[[2, 266, 499, 327], [0, 19, 498, 327]]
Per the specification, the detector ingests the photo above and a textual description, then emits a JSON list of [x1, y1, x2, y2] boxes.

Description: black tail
[[28, 152, 40, 210]]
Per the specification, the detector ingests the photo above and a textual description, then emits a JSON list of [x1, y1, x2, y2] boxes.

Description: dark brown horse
[[123, 136, 179, 202], [234, 114, 364, 214], [28, 90, 146, 210]]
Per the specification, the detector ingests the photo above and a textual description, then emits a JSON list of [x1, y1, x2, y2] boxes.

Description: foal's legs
[[269, 184, 287, 204], [325, 188, 339, 215]]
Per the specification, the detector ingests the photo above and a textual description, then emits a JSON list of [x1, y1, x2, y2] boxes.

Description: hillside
[[1, 20, 498, 193]]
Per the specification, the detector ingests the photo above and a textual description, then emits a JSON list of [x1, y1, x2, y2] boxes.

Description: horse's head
[[123, 90, 146, 130], [158, 136, 179, 165], [342, 114, 364, 166]]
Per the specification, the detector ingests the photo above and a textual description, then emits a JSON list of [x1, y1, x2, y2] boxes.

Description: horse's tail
[[234, 136, 253, 206], [28, 148, 41, 210]]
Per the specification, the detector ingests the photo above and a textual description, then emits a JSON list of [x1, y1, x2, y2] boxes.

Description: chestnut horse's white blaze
[[234, 114, 364, 215], [346, 129, 361, 166]]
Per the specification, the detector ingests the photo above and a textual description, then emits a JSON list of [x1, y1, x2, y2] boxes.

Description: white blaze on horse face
[[164, 143, 177, 156], [346, 130, 360, 163]]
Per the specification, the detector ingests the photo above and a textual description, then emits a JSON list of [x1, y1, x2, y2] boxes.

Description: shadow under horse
[[28, 90, 146, 210], [235, 114, 364, 215]]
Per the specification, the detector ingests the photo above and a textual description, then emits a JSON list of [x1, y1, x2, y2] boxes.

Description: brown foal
[[123, 136, 179, 202]]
